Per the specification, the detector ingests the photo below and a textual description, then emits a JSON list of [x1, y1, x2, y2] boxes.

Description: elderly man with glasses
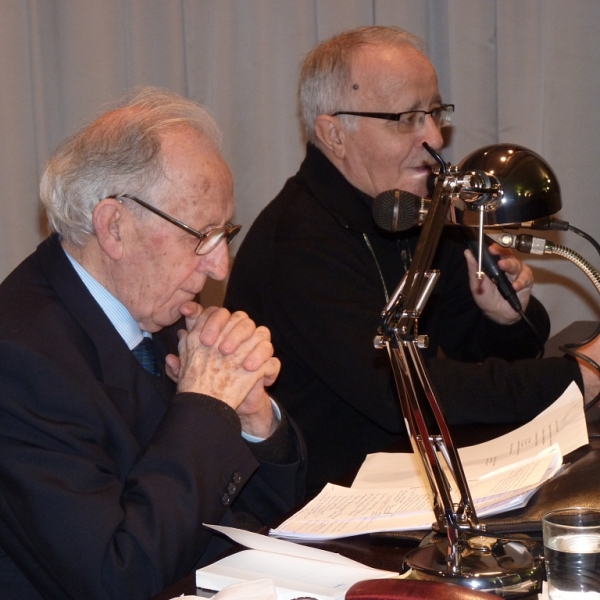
[[0, 87, 306, 599], [224, 26, 595, 494]]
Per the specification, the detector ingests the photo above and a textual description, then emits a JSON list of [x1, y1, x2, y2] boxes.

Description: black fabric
[[225, 143, 582, 492], [0, 234, 307, 600]]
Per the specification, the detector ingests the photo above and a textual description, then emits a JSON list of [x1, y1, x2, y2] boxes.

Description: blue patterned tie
[[132, 337, 160, 377]]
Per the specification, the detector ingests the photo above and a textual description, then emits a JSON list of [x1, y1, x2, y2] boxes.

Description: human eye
[[187, 234, 204, 251], [430, 106, 445, 124], [398, 111, 421, 127]]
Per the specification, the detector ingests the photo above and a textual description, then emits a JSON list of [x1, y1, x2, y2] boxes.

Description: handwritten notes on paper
[[271, 381, 587, 541]]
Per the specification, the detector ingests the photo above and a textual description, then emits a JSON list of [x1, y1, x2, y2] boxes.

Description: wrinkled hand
[[464, 244, 533, 325], [165, 302, 279, 438]]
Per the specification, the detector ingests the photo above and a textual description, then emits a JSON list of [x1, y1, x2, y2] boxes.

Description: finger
[[505, 263, 534, 292], [487, 243, 513, 258], [495, 255, 523, 276], [262, 357, 281, 388], [464, 248, 480, 278], [193, 307, 235, 346], [179, 301, 204, 329], [218, 314, 262, 355], [164, 353, 181, 383], [176, 328, 190, 362], [241, 336, 275, 372]]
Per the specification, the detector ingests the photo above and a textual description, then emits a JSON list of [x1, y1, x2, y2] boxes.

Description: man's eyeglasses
[[110, 194, 242, 256], [331, 104, 454, 133]]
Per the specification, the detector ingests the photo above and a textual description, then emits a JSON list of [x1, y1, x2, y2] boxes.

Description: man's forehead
[[350, 43, 439, 105], [351, 42, 421, 71], [160, 128, 228, 180], [159, 129, 234, 222], [160, 127, 220, 162]]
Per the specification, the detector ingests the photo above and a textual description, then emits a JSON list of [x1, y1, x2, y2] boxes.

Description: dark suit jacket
[[0, 235, 306, 599]]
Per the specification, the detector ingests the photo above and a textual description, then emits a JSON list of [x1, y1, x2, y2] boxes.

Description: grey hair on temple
[[299, 25, 426, 144], [39, 86, 223, 246]]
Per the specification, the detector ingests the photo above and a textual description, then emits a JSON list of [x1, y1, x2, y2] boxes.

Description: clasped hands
[[464, 243, 533, 325], [165, 302, 279, 439]]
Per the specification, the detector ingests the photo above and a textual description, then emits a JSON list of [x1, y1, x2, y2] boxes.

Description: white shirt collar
[[64, 249, 147, 350]]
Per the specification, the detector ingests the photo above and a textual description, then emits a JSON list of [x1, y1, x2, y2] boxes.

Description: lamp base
[[403, 534, 544, 598]]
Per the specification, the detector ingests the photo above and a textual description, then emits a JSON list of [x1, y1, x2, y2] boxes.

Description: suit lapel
[[35, 235, 177, 445]]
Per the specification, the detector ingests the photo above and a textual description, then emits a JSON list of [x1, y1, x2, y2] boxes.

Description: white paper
[[211, 579, 277, 600], [457, 381, 587, 479], [271, 383, 587, 541], [195, 524, 398, 600], [174, 580, 278, 600], [270, 484, 435, 540], [270, 448, 559, 540], [352, 381, 586, 490]]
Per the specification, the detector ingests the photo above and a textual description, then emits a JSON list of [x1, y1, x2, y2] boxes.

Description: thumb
[[165, 353, 181, 383]]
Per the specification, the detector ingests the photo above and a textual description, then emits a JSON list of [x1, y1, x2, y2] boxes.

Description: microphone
[[372, 189, 522, 313], [465, 231, 523, 313], [372, 189, 429, 232]]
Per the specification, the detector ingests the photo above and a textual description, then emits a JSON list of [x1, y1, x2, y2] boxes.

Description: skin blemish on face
[[189, 179, 212, 208], [352, 84, 359, 90]]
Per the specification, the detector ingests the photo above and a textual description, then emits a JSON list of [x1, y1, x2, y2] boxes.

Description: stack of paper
[[195, 524, 398, 600], [271, 381, 588, 541]]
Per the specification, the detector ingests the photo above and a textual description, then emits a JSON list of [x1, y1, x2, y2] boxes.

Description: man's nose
[[420, 114, 445, 150], [198, 240, 230, 281]]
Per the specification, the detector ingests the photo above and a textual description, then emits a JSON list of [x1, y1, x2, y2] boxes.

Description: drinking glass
[[543, 507, 600, 600]]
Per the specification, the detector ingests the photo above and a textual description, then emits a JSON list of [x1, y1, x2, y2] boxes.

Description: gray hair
[[40, 86, 223, 246], [299, 26, 426, 143]]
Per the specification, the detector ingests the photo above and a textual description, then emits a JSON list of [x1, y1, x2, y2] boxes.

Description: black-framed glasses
[[110, 194, 242, 256], [331, 104, 454, 133]]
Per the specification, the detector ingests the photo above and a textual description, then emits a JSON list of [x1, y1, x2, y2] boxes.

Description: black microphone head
[[372, 189, 422, 232]]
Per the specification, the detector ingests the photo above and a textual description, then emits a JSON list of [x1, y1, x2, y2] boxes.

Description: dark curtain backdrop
[[2, 0, 600, 333]]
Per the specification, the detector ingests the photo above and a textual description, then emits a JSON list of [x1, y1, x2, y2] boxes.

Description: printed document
[[271, 382, 587, 541]]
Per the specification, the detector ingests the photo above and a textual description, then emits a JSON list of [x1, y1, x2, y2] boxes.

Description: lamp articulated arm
[[374, 167, 481, 566], [373, 142, 560, 594]]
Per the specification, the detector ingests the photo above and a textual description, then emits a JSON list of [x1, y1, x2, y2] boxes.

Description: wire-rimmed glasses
[[110, 194, 241, 256]]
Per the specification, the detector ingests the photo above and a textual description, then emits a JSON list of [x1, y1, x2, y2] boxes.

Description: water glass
[[543, 507, 600, 600]]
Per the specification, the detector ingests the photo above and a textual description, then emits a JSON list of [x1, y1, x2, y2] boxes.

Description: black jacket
[[225, 144, 581, 492], [0, 235, 306, 599]]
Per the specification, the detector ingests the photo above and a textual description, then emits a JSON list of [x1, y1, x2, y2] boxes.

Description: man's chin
[[141, 298, 201, 332], [405, 181, 430, 199], [138, 313, 179, 333]]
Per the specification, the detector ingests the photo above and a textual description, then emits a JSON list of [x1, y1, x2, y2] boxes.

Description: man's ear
[[314, 115, 346, 159], [92, 198, 125, 260]]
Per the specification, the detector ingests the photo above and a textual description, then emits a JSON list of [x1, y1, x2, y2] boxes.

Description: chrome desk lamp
[[373, 143, 562, 597]]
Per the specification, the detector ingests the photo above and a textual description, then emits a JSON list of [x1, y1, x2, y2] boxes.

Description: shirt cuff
[[242, 398, 281, 443]]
